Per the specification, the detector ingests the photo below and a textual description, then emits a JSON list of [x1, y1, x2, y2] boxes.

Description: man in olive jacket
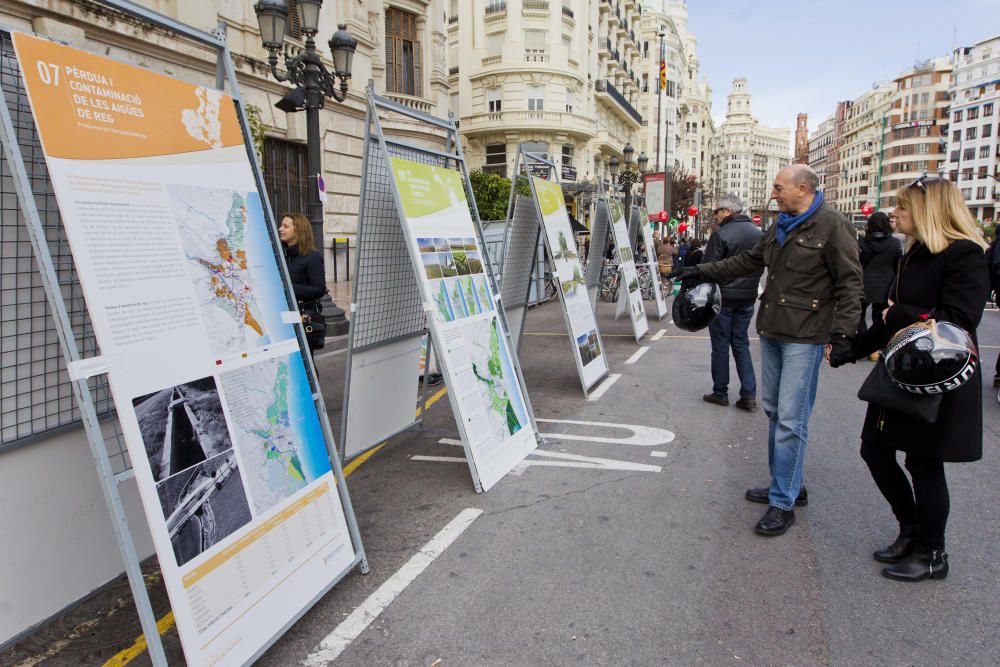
[[675, 165, 863, 536]]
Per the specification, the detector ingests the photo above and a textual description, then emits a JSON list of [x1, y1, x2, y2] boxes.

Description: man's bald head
[[771, 165, 820, 215]]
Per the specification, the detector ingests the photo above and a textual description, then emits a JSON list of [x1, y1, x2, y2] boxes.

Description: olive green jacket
[[698, 203, 863, 344]]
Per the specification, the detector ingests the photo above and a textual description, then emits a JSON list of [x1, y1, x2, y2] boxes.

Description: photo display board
[[389, 157, 537, 491], [530, 176, 609, 391], [639, 207, 669, 319], [608, 198, 649, 340], [12, 33, 358, 666]]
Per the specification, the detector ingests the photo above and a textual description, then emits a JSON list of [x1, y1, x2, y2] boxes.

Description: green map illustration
[[470, 317, 524, 436]]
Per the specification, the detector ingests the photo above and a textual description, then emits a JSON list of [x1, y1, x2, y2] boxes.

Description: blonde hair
[[281, 212, 315, 255], [896, 178, 987, 253]]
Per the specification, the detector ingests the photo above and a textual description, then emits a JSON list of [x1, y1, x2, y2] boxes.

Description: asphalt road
[[4, 297, 998, 666]]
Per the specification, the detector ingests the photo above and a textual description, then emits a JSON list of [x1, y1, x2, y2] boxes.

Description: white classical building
[[710, 78, 790, 218], [948, 33, 1000, 222], [808, 113, 836, 192]]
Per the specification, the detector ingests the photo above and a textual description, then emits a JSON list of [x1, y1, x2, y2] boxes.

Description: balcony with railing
[[523, 0, 549, 13], [525, 49, 550, 63], [462, 110, 596, 137], [595, 78, 643, 125], [383, 93, 434, 114], [485, 1, 507, 19]]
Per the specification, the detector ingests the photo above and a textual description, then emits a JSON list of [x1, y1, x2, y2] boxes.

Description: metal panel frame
[[340, 85, 540, 485], [0, 4, 367, 663], [513, 146, 610, 397]]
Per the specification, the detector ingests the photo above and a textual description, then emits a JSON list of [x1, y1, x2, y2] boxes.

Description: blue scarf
[[776, 192, 824, 246]]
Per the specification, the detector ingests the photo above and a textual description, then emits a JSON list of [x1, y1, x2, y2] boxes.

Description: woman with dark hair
[[684, 237, 704, 266], [829, 177, 989, 582], [857, 212, 902, 344], [278, 213, 328, 351]]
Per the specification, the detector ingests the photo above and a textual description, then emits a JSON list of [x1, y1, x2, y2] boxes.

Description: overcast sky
[[684, 0, 997, 134]]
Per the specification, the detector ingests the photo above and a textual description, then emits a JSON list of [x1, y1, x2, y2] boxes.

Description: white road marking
[[651, 328, 667, 341], [535, 419, 675, 447], [301, 508, 483, 666], [438, 438, 463, 446], [625, 346, 649, 365], [650, 451, 668, 458], [586, 374, 620, 401]]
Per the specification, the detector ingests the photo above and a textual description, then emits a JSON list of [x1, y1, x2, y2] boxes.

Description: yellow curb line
[[101, 386, 449, 667]]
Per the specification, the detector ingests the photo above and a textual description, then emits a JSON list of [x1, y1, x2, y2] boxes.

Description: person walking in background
[[657, 235, 675, 280], [278, 213, 328, 353], [858, 212, 902, 360], [701, 194, 763, 411], [673, 165, 862, 537], [830, 177, 989, 581], [684, 237, 704, 266]]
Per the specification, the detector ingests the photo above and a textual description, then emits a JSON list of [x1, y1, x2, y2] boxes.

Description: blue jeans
[[708, 304, 757, 398], [759, 336, 825, 511]]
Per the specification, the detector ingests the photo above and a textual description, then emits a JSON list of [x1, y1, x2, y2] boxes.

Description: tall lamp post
[[254, 0, 357, 335], [616, 143, 647, 216]]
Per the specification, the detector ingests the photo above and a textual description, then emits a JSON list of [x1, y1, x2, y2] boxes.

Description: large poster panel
[[608, 199, 649, 340], [13, 33, 357, 666], [639, 208, 669, 319], [389, 158, 537, 491], [530, 176, 610, 391]]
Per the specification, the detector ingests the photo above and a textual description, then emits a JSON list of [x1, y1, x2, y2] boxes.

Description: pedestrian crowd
[[668, 165, 990, 583]]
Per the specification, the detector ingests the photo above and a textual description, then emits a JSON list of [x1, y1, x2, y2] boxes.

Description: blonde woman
[[830, 177, 989, 582], [277, 213, 328, 350]]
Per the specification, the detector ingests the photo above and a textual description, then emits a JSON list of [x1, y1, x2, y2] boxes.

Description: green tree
[[469, 170, 511, 221]]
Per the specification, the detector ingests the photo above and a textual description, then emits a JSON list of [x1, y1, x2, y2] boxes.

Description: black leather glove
[[828, 333, 855, 368], [669, 266, 701, 281]]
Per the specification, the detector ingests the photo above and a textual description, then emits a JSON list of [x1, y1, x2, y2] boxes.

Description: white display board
[[13, 33, 358, 666], [608, 198, 649, 340], [530, 176, 610, 391], [639, 208, 669, 319], [388, 157, 537, 491]]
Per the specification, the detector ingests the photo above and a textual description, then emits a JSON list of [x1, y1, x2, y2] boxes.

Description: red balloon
[[861, 203, 874, 216], [658, 210, 668, 222], [677, 222, 688, 233], [688, 206, 699, 217]]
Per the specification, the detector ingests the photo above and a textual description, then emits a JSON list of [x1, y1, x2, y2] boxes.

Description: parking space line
[[625, 346, 649, 364], [587, 374, 620, 401], [301, 508, 484, 666], [651, 328, 667, 341]]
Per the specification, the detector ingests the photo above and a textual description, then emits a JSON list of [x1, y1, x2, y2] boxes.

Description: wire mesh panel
[[500, 195, 540, 308], [349, 138, 449, 351], [628, 206, 641, 248], [480, 220, 506, 279], [0, 31, 120, 462], [585, 199, 610, 289]]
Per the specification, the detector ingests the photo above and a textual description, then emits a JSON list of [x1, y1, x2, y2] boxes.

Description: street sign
[[752, 215, 762, 224]]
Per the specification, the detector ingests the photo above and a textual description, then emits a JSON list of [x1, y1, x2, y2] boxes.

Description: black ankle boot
[[881, 549, 949, 582], [873, 523, 918, 564]]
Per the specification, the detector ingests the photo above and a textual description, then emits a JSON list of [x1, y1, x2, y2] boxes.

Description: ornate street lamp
[[616, 144, 646, 215], [254, 0, 357, 335]]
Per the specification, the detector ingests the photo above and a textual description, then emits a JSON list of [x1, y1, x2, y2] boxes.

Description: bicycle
[[598, 260, 620, 302], [636, 265, 655, 301]]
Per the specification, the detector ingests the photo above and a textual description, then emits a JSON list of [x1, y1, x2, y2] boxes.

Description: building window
[[488, 33, 504, 56], [954, 109, 964, 122], [562, 144, 574, 168], [527, 84, 545, 111], [287, 0, 303, 38], [263, 137, 309, 217], [951, 149, 960, 162], [565, 90, 574, 113], [962, 188, 972, 200], [966, 126, 977, 140], [964, 148, 976, 160], [385, 8, 422, 96], [977, 186, 987, 199], [980, 145, 991, 158], [985, 103, 994, 117], [918, 143, 930, 154], [487, 87, 502, 113], [983, 123, 993, 138], [953, 130, 961, 142], [525, 30, 546, 55], [967, 106, 979, 120], [485, 143, 506, 177]]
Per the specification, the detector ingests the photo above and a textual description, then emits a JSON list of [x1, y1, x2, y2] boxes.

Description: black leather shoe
[[734, 397, 757, 411], [703, 392, 728, 406], [745, 486, 808, 507], [881, 549, 949, 582], [754, 506, 796, 536], [873, 523, 918, 564]]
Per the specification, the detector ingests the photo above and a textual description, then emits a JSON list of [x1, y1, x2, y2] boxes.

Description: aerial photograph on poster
[[167, 185, 295, 358], [133, 377, 234, 484], [219, 351, 331, 515], [155, 450, 252, 567], [460, 315, 528, 441]]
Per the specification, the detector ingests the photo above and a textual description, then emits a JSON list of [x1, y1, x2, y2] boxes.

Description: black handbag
[[299, 300, 326, 350], [857, 357, 942, 424]]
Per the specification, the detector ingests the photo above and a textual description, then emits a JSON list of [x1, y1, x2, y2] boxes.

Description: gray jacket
[[703, 213, 763, 306]]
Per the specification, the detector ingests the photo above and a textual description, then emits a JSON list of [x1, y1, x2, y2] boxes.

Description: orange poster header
[[12, 32, 244, 160]]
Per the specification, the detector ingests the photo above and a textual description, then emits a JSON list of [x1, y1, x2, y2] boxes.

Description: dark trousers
[[708, 303, 756, 399], [860, 441, 949, 551]]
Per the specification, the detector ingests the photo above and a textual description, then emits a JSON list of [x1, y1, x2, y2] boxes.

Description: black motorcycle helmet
[[671, 280, 721, 332], [883, 320, 978, 394]]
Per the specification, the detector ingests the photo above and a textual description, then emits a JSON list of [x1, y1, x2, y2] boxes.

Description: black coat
[[858, 232, 902, 304], [854, 239, 989, 462], [703, 213, 764, 306], [284, 243, 327, 303]]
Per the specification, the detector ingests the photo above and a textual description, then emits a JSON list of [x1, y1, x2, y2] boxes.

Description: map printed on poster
[[639, 207, 669, 319], [389, 157, 536, 491], [12, 33, 357, 667], [608, 199, 649, 340], [531, 176, 609, 389]]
